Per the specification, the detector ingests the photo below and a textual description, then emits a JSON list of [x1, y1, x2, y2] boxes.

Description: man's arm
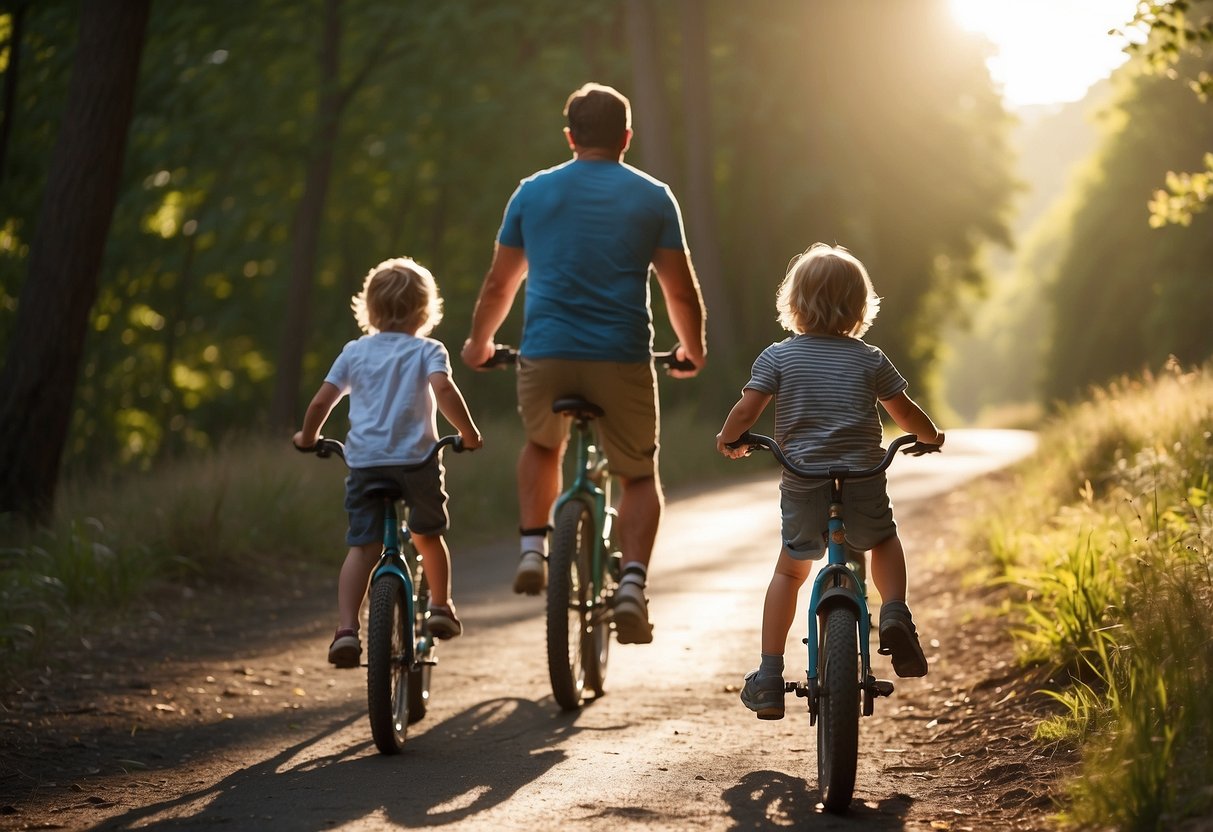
[[461, 243, 528, 369], [651, 247, 707, 377]]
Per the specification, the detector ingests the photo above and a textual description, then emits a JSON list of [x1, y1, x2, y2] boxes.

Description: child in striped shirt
[[716, 243, 944, 719]]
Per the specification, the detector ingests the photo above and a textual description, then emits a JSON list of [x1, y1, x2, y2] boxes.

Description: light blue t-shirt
[[497, 158, 686, 362], [324, 332, 451, 468], [746, 335, 908, 492]]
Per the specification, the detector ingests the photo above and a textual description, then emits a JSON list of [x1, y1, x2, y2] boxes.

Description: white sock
[[520, 535, 547, 556]]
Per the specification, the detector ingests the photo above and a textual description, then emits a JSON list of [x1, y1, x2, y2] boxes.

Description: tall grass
[[0, 400, 731, 677], [970, 360, 1213, 829]]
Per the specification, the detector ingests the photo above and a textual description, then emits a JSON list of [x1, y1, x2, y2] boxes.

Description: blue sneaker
[[740, 670, 786, 720]]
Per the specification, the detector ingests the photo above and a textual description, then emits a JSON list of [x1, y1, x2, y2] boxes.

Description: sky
[[949, 0, 1142, 108]]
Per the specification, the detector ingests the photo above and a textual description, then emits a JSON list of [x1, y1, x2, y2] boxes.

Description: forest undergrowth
[[965, 359, 1213, 831]]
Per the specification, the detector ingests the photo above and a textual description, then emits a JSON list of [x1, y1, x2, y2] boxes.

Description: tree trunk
[[0, 0, 150, 524], [0, 1, 28, 186], [624, 0, 677, 188], [678, 0, 734, 356], [269, 0, 344, 430]]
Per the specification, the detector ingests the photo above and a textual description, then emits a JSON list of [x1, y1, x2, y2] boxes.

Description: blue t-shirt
[[497, 158, 686, 362]]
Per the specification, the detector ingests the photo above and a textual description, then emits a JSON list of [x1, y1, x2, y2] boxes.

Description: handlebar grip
[[724, 431, 756, 450], [481, 345, 518, 369]]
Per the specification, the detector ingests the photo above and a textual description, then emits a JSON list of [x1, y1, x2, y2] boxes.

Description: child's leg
[[869, 533, 928, 677], [869, 533, 907, 603], [411, 532, 451, 608], [338, 544, 380, 631], [761, 547, 814, 656]]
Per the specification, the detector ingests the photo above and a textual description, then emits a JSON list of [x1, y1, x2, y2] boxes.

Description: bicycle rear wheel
[[817, 604, 860, 812], [367, 577, 411, 754], [547, 499, 596, 710], [407, 568, 432, 723]]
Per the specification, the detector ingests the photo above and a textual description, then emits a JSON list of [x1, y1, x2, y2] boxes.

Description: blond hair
[[351, 257, 443, 336], [776, 243, 881, 337]]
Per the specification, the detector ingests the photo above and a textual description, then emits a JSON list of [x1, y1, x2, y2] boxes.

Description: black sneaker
[[878, 601, 929, 678]]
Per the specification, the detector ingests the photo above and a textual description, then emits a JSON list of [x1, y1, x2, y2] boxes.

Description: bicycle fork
[[371, 520, 435, 670], [790, 508, 896, 722]]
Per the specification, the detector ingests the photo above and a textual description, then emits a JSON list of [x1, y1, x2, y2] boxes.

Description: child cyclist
[[715, 242, 944, 719], [294, 257, 483, 668]]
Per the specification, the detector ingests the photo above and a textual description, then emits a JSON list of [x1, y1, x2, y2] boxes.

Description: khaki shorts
[[780, 474, 897, 560], [516, 357, 659, 480]]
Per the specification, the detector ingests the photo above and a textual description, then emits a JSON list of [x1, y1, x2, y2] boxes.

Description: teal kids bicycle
[[300, 435, 464, 754], [728, 431, 940, 812], [485, 347, 693, 710]]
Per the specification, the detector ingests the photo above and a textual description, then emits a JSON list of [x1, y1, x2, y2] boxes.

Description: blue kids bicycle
[[300, 434, 464, 754], [728, 431, 940, 812]]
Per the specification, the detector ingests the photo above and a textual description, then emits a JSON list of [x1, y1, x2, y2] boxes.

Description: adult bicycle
[[727, 431, 940, 811], [483, 346, 694, 709], [298, 435, 464, 754]]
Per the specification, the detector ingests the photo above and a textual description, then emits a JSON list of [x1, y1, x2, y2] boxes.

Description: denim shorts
[[344, 459, 448, 546], [780, 473, 897, 560]]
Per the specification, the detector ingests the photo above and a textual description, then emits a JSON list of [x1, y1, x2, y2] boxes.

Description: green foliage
[[1042, 46, 1213, 403], [0, 1, 1015, 481], [1122, 0, 1213, 226], [969, 361, 1213, 829]]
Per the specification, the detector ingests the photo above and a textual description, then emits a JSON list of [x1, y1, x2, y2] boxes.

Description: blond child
[[294, 257, 483, 668], [716, 243, 943, 719]]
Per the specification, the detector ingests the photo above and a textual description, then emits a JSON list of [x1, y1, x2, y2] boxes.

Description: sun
[[949, 0, 1141, 108]]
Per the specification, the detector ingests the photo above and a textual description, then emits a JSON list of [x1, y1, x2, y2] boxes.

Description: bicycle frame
[[373, 501, 429, 666], [803, 480, 873, 713], [552, 414, 614, 603]]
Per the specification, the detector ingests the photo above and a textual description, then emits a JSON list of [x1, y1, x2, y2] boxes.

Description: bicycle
[[483, 346, 694, 710], [727, 430, 940, 812], [298, 434, 465, 754]]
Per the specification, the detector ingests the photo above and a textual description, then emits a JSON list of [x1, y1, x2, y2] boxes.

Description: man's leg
[[513, 439, 563, 594], [612, 473, 662, 644]]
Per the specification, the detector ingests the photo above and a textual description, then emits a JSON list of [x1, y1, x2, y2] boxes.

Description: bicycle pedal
[[870, 679, 895, 697]]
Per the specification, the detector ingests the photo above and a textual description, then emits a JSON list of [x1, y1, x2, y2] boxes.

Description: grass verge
[[966, 360, 1213, 829]]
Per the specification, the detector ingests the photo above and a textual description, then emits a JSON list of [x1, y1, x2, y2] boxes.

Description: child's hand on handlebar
[[716, 432, 751, 459], [292, 430, 318, 451], [460, 430, 484, 451]]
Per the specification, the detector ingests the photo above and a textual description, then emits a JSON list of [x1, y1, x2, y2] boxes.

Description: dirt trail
[[0, 430, 1073, 831]]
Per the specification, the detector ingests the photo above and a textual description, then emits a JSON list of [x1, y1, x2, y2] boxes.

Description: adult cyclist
[[461, 82, 708, 645]]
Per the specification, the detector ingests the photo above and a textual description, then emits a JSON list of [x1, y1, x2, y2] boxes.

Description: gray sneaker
[[740, 670, 786, 719], [612, 580, 653, 644], [512, 550, 546, 595]]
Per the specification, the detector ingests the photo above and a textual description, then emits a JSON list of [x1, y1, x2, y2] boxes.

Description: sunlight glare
[[950, 0, 1141, 107]]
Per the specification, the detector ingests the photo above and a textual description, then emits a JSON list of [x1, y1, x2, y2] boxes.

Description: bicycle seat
[[365, 487, 403, 501], [552, 396, 604, 419]]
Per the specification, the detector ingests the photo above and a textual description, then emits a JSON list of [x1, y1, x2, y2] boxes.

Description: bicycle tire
[[547, 499, 594, 710], [407, 568, 432, 723], [817, 604, 860, 812], [367, 577, 410, 754], [583, 511, 616, 695]]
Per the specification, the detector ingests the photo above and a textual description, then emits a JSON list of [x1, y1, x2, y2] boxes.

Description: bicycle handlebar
[[480, 344, 696, 373], [295, 434, 465, 468], [725, 432, 942, 480]]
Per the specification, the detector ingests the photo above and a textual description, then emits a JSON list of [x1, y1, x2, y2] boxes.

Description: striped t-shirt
[[745, 334, 907, 492]]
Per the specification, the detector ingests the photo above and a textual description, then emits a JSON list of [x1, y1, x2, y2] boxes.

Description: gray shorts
[[344, 460, 449, 546], [780, 474, 896, 560]]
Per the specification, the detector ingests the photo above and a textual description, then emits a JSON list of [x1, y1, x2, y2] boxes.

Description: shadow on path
[[87, 697, 583, 831], [723, 769, 912, 830]]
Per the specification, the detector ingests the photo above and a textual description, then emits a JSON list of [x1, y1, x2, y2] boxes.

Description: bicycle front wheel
[[367, 578, 411, 754], [407, 569, 432, 724], [817, 605, 860, 812], [547, 499, 596, 710]]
